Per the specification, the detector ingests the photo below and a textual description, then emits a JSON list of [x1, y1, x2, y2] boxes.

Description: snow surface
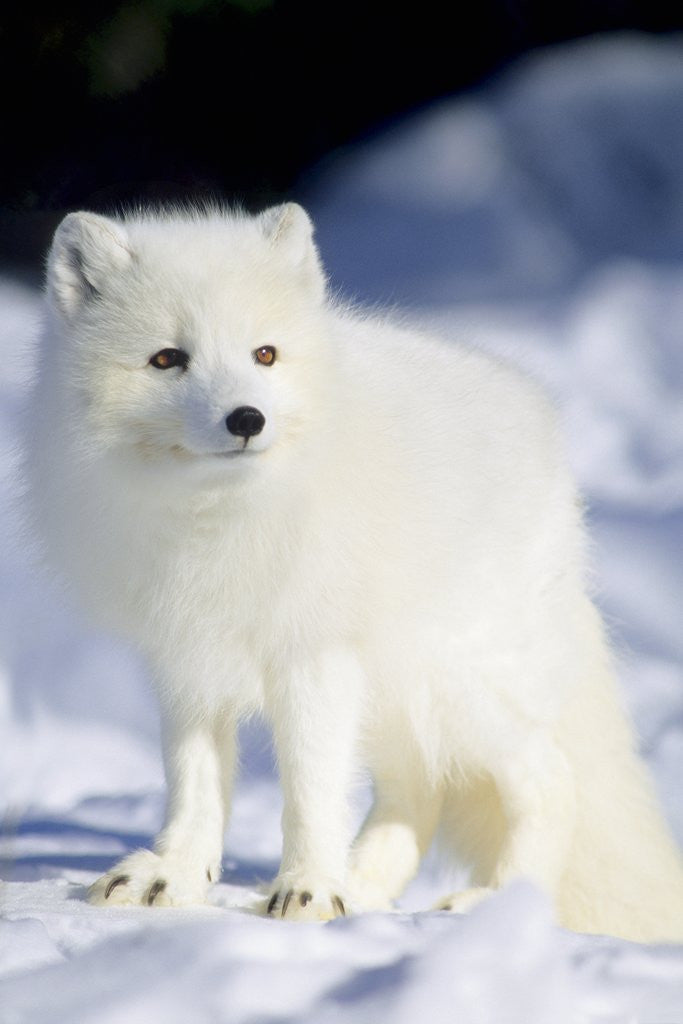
[[2, 32, 683, 1024]]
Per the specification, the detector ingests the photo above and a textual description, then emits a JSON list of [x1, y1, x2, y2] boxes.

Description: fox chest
[[121, 519, 355, 676]]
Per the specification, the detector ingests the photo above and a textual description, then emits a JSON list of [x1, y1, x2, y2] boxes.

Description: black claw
[[267, 892, 279, 915], [146, 879, 167, 906], [441, 903, 452, 912], [332, 895, 346, 917], [299, 891, 312, 907], [207, 868, 212, 883], [281, 889, 293, 917], [104, 874, 129, 900]]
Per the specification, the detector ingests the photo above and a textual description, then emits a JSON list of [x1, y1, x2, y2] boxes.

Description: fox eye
[[149, 348, 189, 371], [253, 346, 276, 366]]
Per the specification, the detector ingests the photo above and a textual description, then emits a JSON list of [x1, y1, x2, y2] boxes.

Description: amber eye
[[253, 346, 276, 366], [149, 348, 189, 371]]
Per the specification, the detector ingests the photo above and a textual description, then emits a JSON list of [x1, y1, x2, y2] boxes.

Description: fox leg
[[89, 711, 235, 907], [439, 735, 575, 913], [264, 647, 363, 921], [349, 768, 443, 910]]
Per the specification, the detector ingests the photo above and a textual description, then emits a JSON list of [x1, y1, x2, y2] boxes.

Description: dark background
[[1, 0, 681, 277]]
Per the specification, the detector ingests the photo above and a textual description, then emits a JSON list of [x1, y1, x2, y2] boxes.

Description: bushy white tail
[[555, 647, 683, 941]]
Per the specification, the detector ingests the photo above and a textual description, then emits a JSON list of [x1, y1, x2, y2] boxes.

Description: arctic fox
[[26, 204, 683, 941]]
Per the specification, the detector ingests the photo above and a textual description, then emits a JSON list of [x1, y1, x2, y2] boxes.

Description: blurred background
[[1, 1, 681, 281]]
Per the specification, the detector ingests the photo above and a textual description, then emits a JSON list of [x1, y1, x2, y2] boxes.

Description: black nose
[[225, 406, 265, 438]]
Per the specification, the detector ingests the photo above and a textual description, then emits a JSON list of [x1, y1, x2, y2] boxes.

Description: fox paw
[[264, 879, 347, 922], [436, 886, 494, 914], [346, 872, 394, 912], [88, 848, 218, 908]]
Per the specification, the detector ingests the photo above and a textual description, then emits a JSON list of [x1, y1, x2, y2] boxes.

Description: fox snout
[[225, 406, 266, 439]]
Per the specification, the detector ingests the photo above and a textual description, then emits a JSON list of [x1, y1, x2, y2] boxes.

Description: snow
[[2, 32, 683, 1024]]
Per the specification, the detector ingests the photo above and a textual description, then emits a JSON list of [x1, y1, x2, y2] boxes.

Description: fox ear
[[48, 212, 132, 320], [258, 203, 325, 299]]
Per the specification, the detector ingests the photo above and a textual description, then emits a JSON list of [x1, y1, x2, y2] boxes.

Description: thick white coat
[[25, 205, 683, 939]]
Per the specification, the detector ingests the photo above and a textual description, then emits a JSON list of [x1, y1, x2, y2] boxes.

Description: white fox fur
[[25, 203, 683, 940]]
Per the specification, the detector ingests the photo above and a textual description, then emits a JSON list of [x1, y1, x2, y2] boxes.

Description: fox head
[[43, 204, 331, 480]]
